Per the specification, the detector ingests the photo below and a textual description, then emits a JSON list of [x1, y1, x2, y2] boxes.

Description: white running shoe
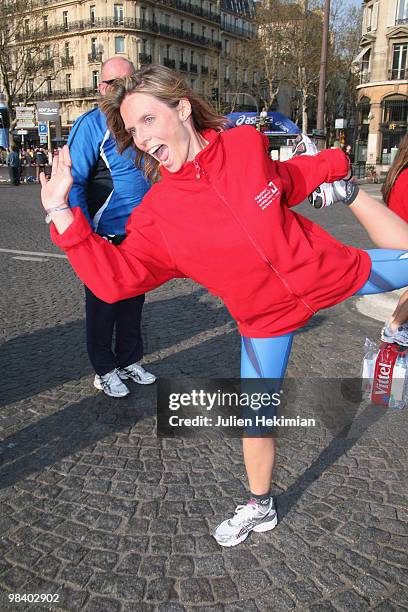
[[213, 498, 277, 547], [118, 362, 157, 385], [381, 323, 408, 347], [291, 133, 334, 208], [291, 133, 318, 156], [94, 369, 130, 398]]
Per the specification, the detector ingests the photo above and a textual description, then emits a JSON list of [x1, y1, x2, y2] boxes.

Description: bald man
[[67, 56, 156, 397]]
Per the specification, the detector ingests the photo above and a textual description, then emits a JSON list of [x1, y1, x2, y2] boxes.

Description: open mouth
[[149, 144, 169, 163]]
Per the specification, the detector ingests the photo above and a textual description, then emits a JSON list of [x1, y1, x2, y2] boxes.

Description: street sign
[[16, 119, 36, 129], [16, 106, 35, 119], [38, 122, 47, 135], [40, 134, 48, 144], [17, 129, 28, 135], [36, 102, 59, 122]]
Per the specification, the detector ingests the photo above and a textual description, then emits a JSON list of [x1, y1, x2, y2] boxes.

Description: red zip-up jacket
[[51, 125, 371, 337], [388, 168, 408, 224]]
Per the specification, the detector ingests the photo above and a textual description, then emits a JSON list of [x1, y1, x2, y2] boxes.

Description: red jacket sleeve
[[50, 206, 176, 303], [273, 149, 350, 207], [388, 169, 408, 224]]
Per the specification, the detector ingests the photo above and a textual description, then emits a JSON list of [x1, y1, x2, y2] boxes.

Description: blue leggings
[[241, 249, 408, 381]]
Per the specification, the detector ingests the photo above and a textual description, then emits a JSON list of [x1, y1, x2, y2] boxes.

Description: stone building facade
[[356, 0, 408, 169], [10, 0, 255, 135]]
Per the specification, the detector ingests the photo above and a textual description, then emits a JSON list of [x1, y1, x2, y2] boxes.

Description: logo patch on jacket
[[254, 181, 280, 211]]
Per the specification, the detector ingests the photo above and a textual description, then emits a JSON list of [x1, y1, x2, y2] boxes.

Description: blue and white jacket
[[68, 107, 150, 236]]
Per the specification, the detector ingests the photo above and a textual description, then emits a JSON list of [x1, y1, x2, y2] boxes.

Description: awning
[[352, 47, 370, 65]]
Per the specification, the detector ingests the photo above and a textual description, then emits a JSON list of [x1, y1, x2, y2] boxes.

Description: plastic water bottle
[[389, 349, 408, 409]]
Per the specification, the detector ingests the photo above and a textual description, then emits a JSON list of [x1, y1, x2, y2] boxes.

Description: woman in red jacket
[[40, 66, 408, 547], [383, 133, 408, 223]]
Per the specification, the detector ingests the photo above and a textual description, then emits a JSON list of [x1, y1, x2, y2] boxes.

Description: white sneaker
[[213, 498, 277, 547], [381, 322, 408, 347], [118, 362, 156, 385], [94, 369, 130, 398]]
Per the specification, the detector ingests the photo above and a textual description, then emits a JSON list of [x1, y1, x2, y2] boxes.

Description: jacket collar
[[159, 128, 224, 182]]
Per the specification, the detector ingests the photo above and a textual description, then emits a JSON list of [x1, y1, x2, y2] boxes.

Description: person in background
[[6, 145, 20, 186], [35, 148, 48, 183], [382, 133, 408, 224], [20, 148, 33, 183], [66, 56, 156, 398]]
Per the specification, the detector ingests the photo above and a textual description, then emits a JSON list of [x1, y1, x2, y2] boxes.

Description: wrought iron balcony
[[16, 17, 222, 50], [190, 63, 198, 74], [139, 53, 152, 65], [221, 22, 253, 37], [163, 57, 176, 69], [41, 58, 54, 70], [61, 56, 74, 68], [88, 52, 103, 63], [16, 87, 98, 102]]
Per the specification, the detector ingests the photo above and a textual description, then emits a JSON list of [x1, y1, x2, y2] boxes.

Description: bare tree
[[0, 0, 62, 142]]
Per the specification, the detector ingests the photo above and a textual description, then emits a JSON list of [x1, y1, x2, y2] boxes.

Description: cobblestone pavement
[[0, 184, 407, 611]]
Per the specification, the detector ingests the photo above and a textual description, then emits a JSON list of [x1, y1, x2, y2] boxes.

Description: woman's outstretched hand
[[40, 145, 73, 210]]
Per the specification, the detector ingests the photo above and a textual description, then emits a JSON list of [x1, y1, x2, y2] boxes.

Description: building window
[[92, 70, 99, 90], [115, 36, 125, 53], [360, 49, 371, 83], [90, 5, 96, 25], [141, 7, 146, 24], [190, 23, 194, 35], [397, 0, 408, 22], [46, 76, 52, 95], [91, 38, 97, 56], [64, 42, 70, 58], [43, 15, 48, 31], [24, 19, 29, 35], [63, 11, 68, 30], [45, 45, 51, 60], [224, 39, 229, 54], [243, 68, 248, 83], [391, 43, 407, 80], [27, 79, 34, 94], [114, 4, 124, 25], [202, 26, 206, 38], [180, 19, 184, 32], [180, 48, 185, 62], [66, 73, 71, 93], [166, 43, 170, 59]]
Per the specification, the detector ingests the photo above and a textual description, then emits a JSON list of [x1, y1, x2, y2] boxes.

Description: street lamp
[[229, 92, 259, 113]]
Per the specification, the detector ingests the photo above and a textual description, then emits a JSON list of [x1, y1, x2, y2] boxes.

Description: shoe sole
[[93, 380, 130, 398], [215, 515, 278, 547]]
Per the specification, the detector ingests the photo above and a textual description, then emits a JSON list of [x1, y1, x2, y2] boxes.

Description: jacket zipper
[[193, 159, 316, 316]]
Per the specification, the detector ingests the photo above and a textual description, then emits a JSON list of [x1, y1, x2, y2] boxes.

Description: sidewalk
[[0, 184, 407, 611]]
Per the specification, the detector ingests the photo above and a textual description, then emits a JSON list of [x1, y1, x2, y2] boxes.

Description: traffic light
[[211, 87, 219, 101]]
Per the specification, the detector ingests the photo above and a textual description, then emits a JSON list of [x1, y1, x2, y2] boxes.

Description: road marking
[[0, 248, 66, 259], [13, 256, 49, 262]]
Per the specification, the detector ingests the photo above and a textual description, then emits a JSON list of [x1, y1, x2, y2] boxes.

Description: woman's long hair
[[100, 64, 230, 182], [382, 133, 408, 204]]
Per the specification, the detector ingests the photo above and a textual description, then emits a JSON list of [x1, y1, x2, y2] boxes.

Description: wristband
[[45, 205, 69, 224]]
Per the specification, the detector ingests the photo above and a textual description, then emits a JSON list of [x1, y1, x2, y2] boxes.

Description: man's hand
[[40, 145, 73, 211]]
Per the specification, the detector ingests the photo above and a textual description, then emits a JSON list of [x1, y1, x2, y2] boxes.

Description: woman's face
[[120, 91, 197, 173]]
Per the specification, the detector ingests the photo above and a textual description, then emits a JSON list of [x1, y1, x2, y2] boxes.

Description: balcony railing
[[189, 63, 198, 74], [16, 17, 222, 50], [388, 68, 407, 81], [41, 58, 54, 70], [88, 52, 103, 63], [16, 87, 99, 102], [396, 18, 408, 24], [61, 56, 74, 68], [221, 22, 253, 37], [30, 0, 220, 21], [139, 53, 152, 64], [163, 58, 176, 69]]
